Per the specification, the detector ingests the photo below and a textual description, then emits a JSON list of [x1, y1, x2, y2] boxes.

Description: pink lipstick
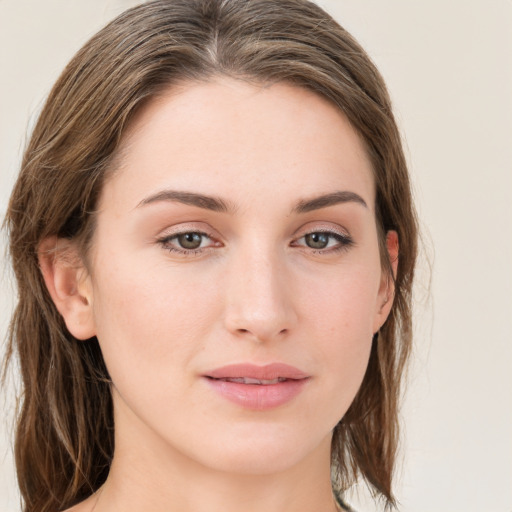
[[203, 363, 310, 410]]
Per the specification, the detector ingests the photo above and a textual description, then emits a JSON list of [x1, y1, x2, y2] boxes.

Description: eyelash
[[157, 228, 354, 257]]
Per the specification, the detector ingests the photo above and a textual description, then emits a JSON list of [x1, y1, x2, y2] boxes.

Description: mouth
[[204, 362, 309, 381], [203, 363, 310, 410], [208, 376, 289, 385]]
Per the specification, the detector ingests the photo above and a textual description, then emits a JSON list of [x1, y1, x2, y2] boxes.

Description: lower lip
[[204, 377, 309, 410]]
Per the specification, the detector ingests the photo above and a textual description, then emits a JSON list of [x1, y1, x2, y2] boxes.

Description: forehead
[[103, 78, 375, 214]]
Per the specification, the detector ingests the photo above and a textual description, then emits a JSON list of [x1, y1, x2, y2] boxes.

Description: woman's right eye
[[158, 231, 217, 255]]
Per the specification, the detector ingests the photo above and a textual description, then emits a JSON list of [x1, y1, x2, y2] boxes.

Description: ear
[[373, 230, 399, 333], [38, 236, 96, 340]]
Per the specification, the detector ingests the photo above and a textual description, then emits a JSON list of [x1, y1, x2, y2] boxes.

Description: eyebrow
[[137, 190, 234, 212], [292, 190, 367, 213], [137, 189, 367, 214]]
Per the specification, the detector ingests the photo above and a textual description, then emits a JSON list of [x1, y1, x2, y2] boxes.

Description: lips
[[203, 363, 310, 410], [216, 377, 287, 385], [205, 363, 309, 381]]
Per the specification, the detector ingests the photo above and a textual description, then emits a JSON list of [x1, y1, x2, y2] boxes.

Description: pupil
[[306, 232, 328, 249], [178, 233, 202, 249]]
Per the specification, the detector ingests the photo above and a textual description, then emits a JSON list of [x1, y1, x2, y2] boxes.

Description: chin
[[181, 423, 332, 476]]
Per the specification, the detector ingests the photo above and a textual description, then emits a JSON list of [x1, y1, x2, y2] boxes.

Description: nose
[[222, 245, 298, 343]]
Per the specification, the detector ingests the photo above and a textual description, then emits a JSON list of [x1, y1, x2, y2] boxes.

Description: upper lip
[[204, 363, 309, 380]]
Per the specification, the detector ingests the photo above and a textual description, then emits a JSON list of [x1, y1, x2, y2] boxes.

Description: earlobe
[[38, 236, 96, 340], [373, 230, 399, 333]]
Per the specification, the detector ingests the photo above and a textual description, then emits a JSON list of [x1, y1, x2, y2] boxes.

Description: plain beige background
[[1, 1, 511, 511]]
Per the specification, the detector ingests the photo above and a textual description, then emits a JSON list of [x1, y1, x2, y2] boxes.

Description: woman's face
[[78, 78, 395, 475]]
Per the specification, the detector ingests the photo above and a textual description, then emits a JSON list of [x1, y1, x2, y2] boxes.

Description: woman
[[3, 1, 418, 511]]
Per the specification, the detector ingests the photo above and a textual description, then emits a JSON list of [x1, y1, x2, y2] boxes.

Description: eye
[[175, 232, 204, 250], [293, 230, 353, 253], [158, 230, 218, 255]]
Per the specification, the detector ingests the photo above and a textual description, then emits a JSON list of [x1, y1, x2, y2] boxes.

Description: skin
[[40, 78, 397, 512]]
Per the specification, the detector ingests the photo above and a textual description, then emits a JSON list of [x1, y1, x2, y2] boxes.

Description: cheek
[[90, 258, 222, 386], [304, 264, 380, 339], [300, 266, 379, 409]]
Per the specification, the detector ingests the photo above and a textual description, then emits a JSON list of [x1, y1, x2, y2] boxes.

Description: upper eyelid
[[159, 230, 217, 246], [295, 230, 350, 241], [157, 226, 349, 239], [156, 222, 217, 238], [294, 223, 351, 239]]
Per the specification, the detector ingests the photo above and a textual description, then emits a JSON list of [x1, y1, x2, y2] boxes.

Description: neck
[[96, 441, 339, 512]]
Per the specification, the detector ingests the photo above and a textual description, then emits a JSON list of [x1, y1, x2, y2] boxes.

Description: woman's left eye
[[158, 231, 216, 254], [293, 230, 353, 253]]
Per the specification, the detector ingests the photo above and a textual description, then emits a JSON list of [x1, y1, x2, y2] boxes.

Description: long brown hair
[[3, 1, 418, 511]]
